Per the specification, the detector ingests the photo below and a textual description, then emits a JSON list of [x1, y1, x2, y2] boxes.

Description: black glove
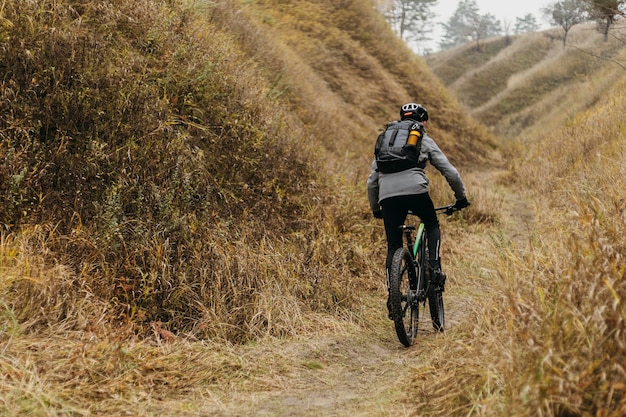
[[454, 197, 470, 210], [373, 210, 383, 219]]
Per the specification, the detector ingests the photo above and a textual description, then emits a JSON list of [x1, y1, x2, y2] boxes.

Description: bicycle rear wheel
[[389, 247, 419, 347]]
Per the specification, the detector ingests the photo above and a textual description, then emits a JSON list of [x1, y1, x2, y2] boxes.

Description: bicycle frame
[[400, 222, 427, 301], [406, 204, 457, 257], [404, 205, 456, 298], [412, 223, 425, 258], [388, 203, 459, 346]]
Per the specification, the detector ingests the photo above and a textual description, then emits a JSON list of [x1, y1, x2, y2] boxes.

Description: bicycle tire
[[417, 227, 444, 332], [419, 226, 445, 332], [389, 247, 419, 347], [428, 289, 445, 332]]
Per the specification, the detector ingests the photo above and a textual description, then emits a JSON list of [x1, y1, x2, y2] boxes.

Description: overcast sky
[[422, 0, 553, 52]]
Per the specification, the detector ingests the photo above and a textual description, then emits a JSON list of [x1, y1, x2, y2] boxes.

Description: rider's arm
[[367, 159, 381, 212], [423, 136, 466, 201]]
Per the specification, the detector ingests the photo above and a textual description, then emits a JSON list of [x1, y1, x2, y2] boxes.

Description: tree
[[584, 0, 626, 41], [543, 0, 589, 46], [439, 0, 478, 50], [439, 0, 502, 51], [502, 19, 514, 46], [514, 13, 541, 34], [385, 0, 438, 47]]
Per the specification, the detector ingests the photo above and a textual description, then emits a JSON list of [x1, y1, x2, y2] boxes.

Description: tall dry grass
[[0, 0, 500, 414], [388, 26, 626, 409], [0, 0, 375, 342], [0, 0, 495, 342], [408, 77, 626, 416], [498, 80, 626, 416]]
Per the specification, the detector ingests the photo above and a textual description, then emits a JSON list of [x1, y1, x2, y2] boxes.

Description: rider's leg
[[380, 196, 410, 272], [380, 196, 410, 319], [409, 193, 446, 287]]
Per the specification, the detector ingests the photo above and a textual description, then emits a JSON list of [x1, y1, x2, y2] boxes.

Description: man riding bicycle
[[367, 103, 469, 318]]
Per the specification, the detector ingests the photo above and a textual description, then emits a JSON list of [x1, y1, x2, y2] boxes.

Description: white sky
[[421, 0, 553, 52]]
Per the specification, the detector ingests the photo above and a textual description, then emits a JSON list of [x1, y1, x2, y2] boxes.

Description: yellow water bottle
[[406, 129, 421, 148]]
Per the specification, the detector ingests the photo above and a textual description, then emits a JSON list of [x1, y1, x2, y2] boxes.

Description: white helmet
[[400, 103, 428, 121]]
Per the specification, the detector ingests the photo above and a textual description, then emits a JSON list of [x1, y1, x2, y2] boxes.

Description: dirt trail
[[196, 317, 451, 416], [176, 168, 534, 417]]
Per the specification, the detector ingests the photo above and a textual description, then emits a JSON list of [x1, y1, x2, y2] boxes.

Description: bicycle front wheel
[[428, 288, 445, 332], [389, 247, 419, 347]]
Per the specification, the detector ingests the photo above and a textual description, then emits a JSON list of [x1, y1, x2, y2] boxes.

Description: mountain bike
[[388, 204, 461, 347]]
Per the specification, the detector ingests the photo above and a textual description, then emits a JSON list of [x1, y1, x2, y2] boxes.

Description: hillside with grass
[[2, 1, 626, 416], [0, 0, 492, 339], [426, 23, 626, 138]]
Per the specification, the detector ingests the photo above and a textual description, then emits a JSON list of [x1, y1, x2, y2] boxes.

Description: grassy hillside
[[3, 0, 626, 416], [426, 24, 626, 138], [0, 0, 495, 339], [405, 75, 626, 417], [421, 24, 626, 416], [498, 77, 626, 416], [0, 0, 499, 413], [1, 0, 330, 342], [242, 0, 498, 167]]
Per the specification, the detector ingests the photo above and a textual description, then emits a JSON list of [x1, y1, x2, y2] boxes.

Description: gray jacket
[[367, 134, 466, 212]]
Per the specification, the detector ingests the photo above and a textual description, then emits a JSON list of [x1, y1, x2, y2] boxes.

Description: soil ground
[[146, 168, 533, 417]]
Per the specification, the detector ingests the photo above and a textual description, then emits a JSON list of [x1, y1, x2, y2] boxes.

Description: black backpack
[[374, 119, 424, 174]]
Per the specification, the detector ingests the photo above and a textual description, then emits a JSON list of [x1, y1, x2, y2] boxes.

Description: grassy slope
[[427, 24, 626, 138], [0, 0, 497, 415], [423, 22, 626, 416], [242, 0, 498, 169], [0, 0, 496, 336], [2, 0, 626, 416], [499, 77, 626, 416]]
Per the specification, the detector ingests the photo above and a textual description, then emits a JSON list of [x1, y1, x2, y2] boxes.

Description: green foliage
[[439, 0, 502, 51], [514, 13, 541, 34], [383, 0, 438, 51], [586, 0, 626, 40], [543, 0, 588, 46]]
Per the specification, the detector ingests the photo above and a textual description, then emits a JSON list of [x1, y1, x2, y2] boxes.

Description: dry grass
[[0, 327, 257, 416], [403, 76, 626, 416], [498, 81, 626, 416], [450, 32, 554, 109], [429, 23, 626, 139], [2, 0, 625, 415], [0, 0, 495, 341], [425, 37, 511, 86], [1, 1, 487, 413]]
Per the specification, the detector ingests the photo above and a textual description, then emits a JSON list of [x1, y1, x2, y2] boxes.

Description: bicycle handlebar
[[409, 204, 462, 217], [435, 204, 458, 216]]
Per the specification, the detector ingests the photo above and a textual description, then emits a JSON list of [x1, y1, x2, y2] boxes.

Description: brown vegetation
[[1, 0, 625, 415], [428, 23, 626, 138]]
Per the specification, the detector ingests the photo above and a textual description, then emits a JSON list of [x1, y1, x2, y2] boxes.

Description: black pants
[[380, 193, 441, 273]]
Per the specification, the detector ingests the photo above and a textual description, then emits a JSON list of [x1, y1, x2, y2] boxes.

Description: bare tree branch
[[566, 43, 626, 70]]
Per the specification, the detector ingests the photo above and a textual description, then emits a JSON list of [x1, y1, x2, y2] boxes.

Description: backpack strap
[[388, 125, 401, 147]]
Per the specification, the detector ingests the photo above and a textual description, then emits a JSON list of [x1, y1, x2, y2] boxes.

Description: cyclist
[[367, 103, 469, 317]]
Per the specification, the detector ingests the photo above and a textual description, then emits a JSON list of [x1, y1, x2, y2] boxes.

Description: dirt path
[[166, 168, 534, 417], [193, 314, 451, 416]]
